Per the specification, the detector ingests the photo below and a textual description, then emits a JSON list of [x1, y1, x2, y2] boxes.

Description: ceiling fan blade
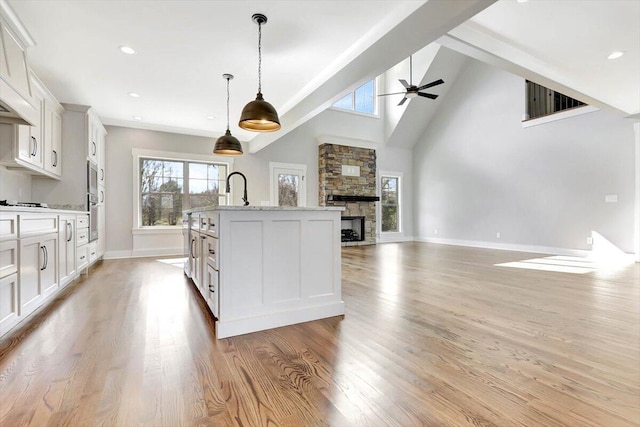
[[399, 79, 410, 89], [417, 79, 444, 90], [377, 92, 406, 97], [418, 92, 438, 100], [398, 97, 408, 106]]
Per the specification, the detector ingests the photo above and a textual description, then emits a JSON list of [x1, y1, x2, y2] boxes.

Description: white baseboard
[[377, 234, 414, 243], [414, 236, 591, 257], [104, 247, 183, 260]]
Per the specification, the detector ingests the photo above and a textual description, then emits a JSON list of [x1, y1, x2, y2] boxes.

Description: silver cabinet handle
[[31, 136, 37, 156], [40, 246, 46, 270], [67, 222, 73, 242], [52, 150, 58, 167], [92, 141, 97, 155]]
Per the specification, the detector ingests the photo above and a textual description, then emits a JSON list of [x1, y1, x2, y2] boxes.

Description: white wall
[[413, 59, 636, 254], [104, 106, 414, 257], [0, 166, 31, 201]]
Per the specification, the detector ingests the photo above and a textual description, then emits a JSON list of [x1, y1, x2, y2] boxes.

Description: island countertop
[[184, 205, 344, 214]]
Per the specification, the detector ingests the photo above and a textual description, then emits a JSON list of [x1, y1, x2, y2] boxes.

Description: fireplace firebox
[[341, 216, 365, 242]]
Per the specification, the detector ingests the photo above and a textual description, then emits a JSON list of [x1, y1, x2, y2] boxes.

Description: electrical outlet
[[496, 232, 501, 239], [434, 229, 438, 235], [587, 237, 593, 245]]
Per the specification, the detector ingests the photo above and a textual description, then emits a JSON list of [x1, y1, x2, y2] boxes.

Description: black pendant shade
[[214, 73, 243, 156], [239, 92, 280, 132], [214, 129, 243, 155], [239, 13, 281, 133]]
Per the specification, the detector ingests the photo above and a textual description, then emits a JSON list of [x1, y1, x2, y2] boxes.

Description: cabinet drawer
[[201, 214, 218, 237], [77, 246, 88, 269], [0, 240, 18, 279], [206, 236, 219, 269], [88, 243, 98, 262], [76, 228, 89, 246], [77, 215, 89, 228], [0, 213, 18, 241], [19, 215, 57, 237]]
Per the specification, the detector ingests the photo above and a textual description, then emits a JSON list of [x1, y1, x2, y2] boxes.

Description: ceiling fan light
[[239, 92, 281, 132], [406, 92, 418, 99], [214, 130, 243, 155]]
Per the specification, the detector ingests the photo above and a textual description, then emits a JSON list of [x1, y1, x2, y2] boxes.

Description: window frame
[[378, 171, 402, 235], [330, 78, 379, 117], [269, 162, 307, 207], [132, 148, 233, 231]]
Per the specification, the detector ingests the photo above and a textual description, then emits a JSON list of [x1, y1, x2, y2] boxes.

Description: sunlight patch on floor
[[156, 257, 187, 268], [495, 256, 598, 274]]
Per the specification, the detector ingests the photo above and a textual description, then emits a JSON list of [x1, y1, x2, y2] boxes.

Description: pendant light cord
[[226, 77, 230, 131], [257, 21, 262, 94]]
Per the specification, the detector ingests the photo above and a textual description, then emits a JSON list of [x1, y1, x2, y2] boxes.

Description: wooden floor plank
[[0, 242, 638, 426]]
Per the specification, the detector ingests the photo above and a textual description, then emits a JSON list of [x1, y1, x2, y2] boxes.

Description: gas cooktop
[[0, 200, 49, 208]]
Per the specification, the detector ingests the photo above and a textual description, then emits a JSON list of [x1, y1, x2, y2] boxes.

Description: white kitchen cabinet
[[205, 263, 219, 318], [19, 232, 58, 317], [58, 215, 76, 287], [43, 97, 63, 177], [0, 74, 63, 178], [76, 214, 89, 273], [97, 193, 105, 258], [0, 272, 19, 336]]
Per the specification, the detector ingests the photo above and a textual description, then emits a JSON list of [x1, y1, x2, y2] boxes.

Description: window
[[332, 79, 377, 115], [380, 174, 401, 233], [270, 162, 307, 207], [137, 154, 228, 227], [525, 80, 586, 120]]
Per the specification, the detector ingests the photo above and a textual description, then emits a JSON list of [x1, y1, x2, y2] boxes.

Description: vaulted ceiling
[[6, 0, 639, 153]]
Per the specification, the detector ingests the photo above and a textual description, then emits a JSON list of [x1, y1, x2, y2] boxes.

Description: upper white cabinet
[[0, 73, 63, 178]]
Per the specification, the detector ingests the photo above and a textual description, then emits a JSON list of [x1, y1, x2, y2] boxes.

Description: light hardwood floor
[[0, 242, 638, 426]]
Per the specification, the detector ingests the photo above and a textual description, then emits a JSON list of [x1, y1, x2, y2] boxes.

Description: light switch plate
[[605, 194, 618, 203]]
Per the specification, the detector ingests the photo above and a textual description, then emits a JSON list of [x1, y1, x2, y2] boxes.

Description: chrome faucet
[[225, 172, 249, 206]]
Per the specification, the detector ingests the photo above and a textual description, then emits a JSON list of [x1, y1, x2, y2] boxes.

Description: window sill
[[328, 107, 380, 119], [132, 227, 183, 235], [522, 105, 598, 128]]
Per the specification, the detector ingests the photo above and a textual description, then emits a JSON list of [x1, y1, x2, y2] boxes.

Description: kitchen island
[[183, 206, 344, 338]]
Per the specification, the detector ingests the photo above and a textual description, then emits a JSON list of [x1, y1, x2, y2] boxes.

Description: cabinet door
[[97, 197, 105, 257], [16, 87, 44, 169], [206, 264, 219, 318], [58, 218, 76, 286], [0, 24, 31, 99], [87, 117, 98, 163], [40, 235, 58, 298], [191, 234, 200, 287], [44, 103, 62, 176], [19, 238, 43, 316], [0, 273, 19, 336]]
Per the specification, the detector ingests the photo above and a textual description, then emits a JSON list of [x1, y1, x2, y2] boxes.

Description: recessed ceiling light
[[516, 0, 528, 3], [133, 116, 143, 121], [119, 45, 136, 55], [206, 115, 215, 120], [129, 92, 140, 98], [607, 51, 624, 60]]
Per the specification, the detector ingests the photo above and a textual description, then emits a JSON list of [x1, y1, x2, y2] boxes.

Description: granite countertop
[[184, 205, 345, 214], [0, 206, 88, 215]]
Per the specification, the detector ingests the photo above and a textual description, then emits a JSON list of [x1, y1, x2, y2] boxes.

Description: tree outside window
[[139, 158, 227, 226]]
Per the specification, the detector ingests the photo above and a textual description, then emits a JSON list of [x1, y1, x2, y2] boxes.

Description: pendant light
[[239, 13, 281, 132], [214, 74, 243, 156]]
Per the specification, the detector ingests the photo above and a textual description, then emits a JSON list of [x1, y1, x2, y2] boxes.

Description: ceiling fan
[[378, 55, 444, 106]]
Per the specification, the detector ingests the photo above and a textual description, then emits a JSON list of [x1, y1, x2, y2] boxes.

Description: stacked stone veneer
[[319, 143, 377, 246]]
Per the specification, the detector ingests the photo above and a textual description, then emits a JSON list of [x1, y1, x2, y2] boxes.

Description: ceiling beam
[[248, 0, 497, 153]]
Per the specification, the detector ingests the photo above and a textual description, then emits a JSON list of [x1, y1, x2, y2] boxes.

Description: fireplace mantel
[[327, 195, 380, 203]]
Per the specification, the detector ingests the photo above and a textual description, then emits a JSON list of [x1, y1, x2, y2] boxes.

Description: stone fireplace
[[319, 143, 378, 246]]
